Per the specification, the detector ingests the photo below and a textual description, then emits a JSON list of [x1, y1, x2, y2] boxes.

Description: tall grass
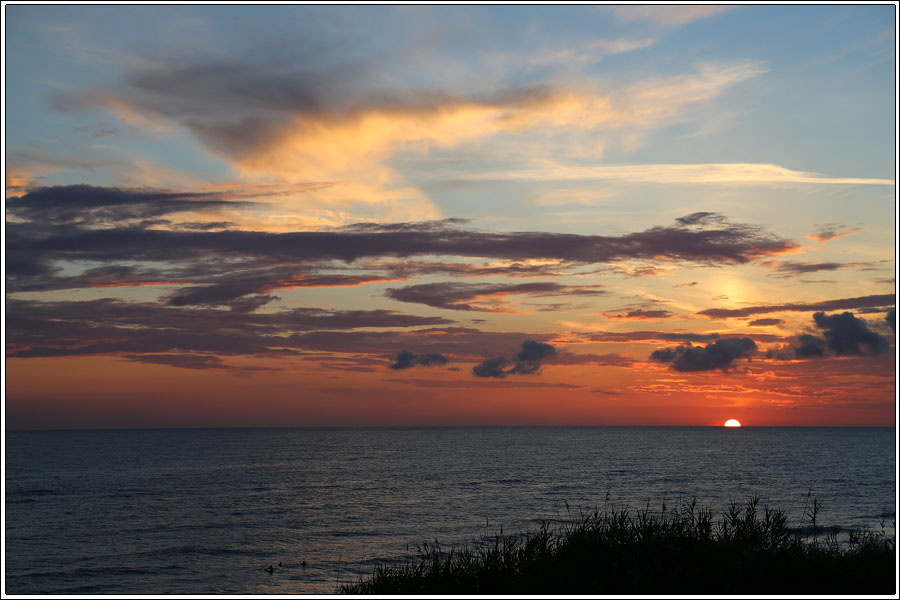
[[340, 497, 895, 594]]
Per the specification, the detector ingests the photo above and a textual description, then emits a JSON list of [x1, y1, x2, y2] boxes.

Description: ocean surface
[[4, 427, 896, 594]]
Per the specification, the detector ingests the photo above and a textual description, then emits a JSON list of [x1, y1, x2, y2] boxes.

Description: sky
[[4, 4, 897, 429]]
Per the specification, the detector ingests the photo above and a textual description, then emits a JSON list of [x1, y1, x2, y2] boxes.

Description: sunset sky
[[4, 4, 897, 429]]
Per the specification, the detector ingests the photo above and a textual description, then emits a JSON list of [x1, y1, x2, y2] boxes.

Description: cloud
[[769, 312, 892, 360], [605, 309, 675, 320], [366, 259, 568, 279], [470, 162, 894, 186], [6, 184, 251, 227], [675, 211, 727, 227], [748, 318, 785, 327], [53, 53, 770, 223], [526, 37, 657, 70], [610, 5, 733, 28], [163, 270, 407, 310], [389, 349, 449, 370], [887, 310, 896, 333], [472, 340, 558, 378], [284, 327, 556, 359], [472, 356, 512, 378], [69, 61, 765, 181], [551, 352, 634, 367], [649, 337, 757, 372], [6, 144, 216, 192], [385, 281, 605, 312], [7, 205, 799, 298], [696, 294, 895, 319], [383, 377, 583, 390], [5, 298, 457, 362], [768, 334, 829, 361], [792, 334, 828, 359], [812, 311, 890, 356], [121, 353, 274, 371], [567, 330, 724, 345], [762, 259, 874, 276], [509, 339, 558, 374], [807, 224, 862, 243]]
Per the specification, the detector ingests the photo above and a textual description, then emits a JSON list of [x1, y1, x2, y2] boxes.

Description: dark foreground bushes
[[340, 498, 895, 595]]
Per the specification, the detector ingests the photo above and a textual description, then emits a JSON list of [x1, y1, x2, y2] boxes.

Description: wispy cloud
[[385, 281, 606, 313], [696, 294, 895, 319], [603, 309, 676, 321], [807, 224, 862, 243], [468, 162, 894, 186], [51, 57, 766, 222], [610, 5, 733, 28], [762, 259, 877, 277]]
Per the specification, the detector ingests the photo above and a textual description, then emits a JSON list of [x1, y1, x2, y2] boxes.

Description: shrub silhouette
[[340, 497, 895, 595]]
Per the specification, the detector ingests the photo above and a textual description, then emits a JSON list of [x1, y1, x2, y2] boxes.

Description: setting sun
[[724, 419, 742, 427]]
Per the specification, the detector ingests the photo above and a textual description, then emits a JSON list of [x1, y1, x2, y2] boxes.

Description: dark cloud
[[763, 260, 874, 276], [887, 310, 896, 333], [5, 298, 455, 363], [53, 59, 367, 158], [284, 327, 555, 358], [649, 337, 757, 372], [383, 378, 583, 390], [417, 353, 450, 367], [172, 221, 238, 231], [8, 201, 798, 290], [509, 339, 557, 374], [385, 281, 605, 312], [812, 311, 889, 356], [527, 302, 593, 312], [697, 294, 894, 319], [472, 356, 512, 378], [792, 334, 827, 358], [767, 310, 893, 361], [370, 259, 568, 279], [606, 309, 675, 320], [585, 330, 722, 344], [675, 212, 729, 227], [338, 218, 471, 233], [748, 318, 784, 326], [123, 353, 229, 370], [163, 270, 403, 309], [6, 187, 803, 373], [5, 184, 250, 226], [515, 340, 557, 361], [551, 352, 634, 367], [472, 340, 558, 377], [389, 349, 449, 370]]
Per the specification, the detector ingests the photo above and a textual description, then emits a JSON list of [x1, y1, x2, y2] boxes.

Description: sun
[[724, 419, 742, 427]]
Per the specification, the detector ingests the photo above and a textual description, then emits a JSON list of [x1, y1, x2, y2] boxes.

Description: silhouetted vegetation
[[340, 497, 895, 594]]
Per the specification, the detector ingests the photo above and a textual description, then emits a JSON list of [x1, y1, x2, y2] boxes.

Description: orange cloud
[[806, 225, 862, 243]]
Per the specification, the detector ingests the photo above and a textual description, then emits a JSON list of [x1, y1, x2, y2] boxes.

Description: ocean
[[3, 427, 896, 594]]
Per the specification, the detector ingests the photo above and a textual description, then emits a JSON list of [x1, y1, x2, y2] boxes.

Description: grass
[[340, 497, 895, 594]]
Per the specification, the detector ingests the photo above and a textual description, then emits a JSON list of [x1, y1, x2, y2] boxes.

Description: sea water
[[3, 427, 896, 594]]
